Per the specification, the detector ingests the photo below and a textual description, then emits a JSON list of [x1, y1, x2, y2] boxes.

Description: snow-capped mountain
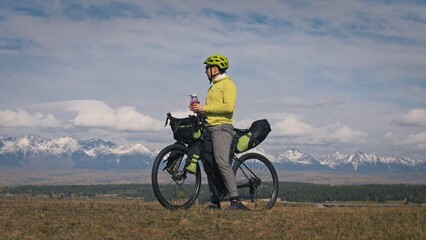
[[0, 136, 156, 170], [318, 151, 422, 173], [276, 149, 318, 165], [318, 152, 348, 169], [1, 136, 79, 156], [0, 135, 424, 172], [270, 149, 327, 171]]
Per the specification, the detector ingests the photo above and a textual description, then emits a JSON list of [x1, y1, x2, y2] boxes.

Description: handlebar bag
[[166, 113, 201, 144]]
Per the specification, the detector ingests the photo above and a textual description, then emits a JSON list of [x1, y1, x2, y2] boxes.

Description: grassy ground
[[1, 198, 425, 239]]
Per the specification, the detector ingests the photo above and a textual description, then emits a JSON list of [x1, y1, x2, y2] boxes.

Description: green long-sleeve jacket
[[204, 75, 237, 126]]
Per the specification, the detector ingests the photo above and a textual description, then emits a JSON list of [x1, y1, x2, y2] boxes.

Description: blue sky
[[0, 0, 425, 160]]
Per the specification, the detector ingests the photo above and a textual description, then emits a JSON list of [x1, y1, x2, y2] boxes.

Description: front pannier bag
[[165, 113, 201, 144], [235, 119, 271, 153]]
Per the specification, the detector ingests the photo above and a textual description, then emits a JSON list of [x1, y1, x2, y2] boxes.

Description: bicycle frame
[[191, 115, 266, 199], [152, 113, 279, 210]]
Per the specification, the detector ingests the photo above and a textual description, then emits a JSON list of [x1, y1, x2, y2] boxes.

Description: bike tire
[[151, 143, 201, 210], [232, 153, 279, 210]]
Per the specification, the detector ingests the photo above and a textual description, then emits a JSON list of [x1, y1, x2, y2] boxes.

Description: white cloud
[[0, 109, 62, 128], [67, 100, 117, 128], [65, 100, 163, 131], [115, 106, 163, 131], [323, 123, 366, 143], [272, 116, 367, 145], [397, 108, 426, 127], [403, 132, 426, 151], [234, 118, 257, 129], [273, 117, 315, 137], [385, 131, 426, 153], [1, 0, 425, 160], [384, 132, 398, 144]]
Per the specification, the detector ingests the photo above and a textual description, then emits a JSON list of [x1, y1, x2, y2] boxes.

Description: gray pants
[[207, 124, 238, 198]]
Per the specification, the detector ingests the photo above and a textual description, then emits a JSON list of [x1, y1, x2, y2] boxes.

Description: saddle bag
[[235, 119, 271, 153]]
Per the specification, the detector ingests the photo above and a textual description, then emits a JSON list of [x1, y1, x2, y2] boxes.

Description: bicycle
[[151, 113, 279, 211]]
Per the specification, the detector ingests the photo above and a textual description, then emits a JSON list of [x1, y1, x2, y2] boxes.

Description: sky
[[0, 0, 425, 161]]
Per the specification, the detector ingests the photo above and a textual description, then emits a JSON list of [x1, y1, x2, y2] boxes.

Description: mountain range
[[0, 136, 155, 170], [0, 135, 425, 173]]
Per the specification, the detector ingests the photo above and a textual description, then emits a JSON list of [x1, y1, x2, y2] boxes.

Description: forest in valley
[[1, 182, 426, 203]]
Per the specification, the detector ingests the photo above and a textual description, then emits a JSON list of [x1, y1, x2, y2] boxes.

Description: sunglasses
[[205, 65, 212, 70]]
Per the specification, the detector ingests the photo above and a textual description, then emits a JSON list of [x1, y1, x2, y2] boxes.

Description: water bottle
[[190, 93, 199, 104]]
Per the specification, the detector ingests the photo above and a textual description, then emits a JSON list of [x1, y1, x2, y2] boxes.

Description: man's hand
[[189, 102, 205, 113]]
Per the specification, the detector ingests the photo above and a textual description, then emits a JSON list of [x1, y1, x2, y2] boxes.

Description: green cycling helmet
[[204, 54, 229, 70]]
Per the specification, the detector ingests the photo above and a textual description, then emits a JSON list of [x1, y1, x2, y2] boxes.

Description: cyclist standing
[[189, 54, 246, 211]]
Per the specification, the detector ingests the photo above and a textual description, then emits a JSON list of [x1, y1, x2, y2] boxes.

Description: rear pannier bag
[[165, 113, 201, 144], [235, 119, 271, 153]]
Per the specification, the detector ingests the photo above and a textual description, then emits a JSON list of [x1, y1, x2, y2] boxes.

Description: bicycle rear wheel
[[232, 153, 279, 210], [151, 143, 201, 210]]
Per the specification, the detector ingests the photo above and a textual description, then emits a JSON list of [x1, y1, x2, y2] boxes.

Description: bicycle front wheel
[[232, 153, 279, 210], [151, 143, 201, 210]]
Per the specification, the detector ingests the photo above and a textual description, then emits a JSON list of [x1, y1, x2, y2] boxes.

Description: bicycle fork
[[164, 156, 188, 185]]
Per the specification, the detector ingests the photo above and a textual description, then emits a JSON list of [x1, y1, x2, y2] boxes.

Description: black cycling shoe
[[227, 197, 249, 211], [207, 204, 221, 211], [227, 201, 248, 211]]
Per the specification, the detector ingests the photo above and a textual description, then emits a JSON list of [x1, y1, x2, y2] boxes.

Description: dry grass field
[[1, 198, 425, 240]]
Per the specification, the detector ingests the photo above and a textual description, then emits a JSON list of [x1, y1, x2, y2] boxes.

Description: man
[[189, 54, 246, 211]]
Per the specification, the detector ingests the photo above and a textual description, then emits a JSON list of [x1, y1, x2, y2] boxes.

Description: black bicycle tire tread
[[151, 144, 201, 210], [233, 152, 279, 210]]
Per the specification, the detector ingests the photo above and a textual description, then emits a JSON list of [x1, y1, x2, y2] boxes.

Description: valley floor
[[1, 168, 426, 186], [0, 198, 425, 240]]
